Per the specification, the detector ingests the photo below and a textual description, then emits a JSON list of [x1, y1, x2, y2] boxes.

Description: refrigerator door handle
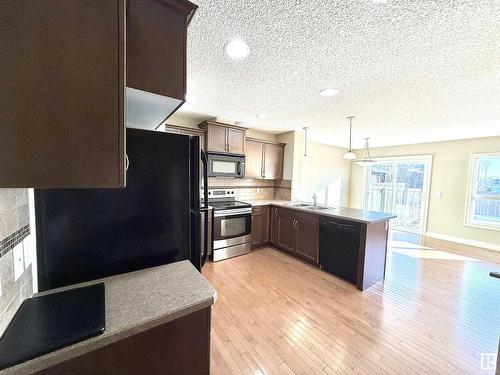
[[201, 150, 209, 267]]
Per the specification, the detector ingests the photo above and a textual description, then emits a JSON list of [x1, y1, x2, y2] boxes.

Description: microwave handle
[[237, 161, 242, 176]]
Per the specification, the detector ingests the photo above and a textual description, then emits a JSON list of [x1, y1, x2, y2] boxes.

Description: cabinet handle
[[274, 207, 278, 215]]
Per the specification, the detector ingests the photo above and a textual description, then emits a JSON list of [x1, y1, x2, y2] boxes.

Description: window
[[466, 153, 500, 230]]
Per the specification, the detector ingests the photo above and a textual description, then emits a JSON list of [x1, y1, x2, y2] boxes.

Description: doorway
[[364, 156, 432, 234]]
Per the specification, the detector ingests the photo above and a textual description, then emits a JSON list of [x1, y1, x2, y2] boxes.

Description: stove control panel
[[206, 188, 236, 199]]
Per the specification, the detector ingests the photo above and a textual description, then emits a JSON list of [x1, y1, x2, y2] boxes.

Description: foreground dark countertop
[[2, 261, 217, 375], [247, 200, 396, 224]]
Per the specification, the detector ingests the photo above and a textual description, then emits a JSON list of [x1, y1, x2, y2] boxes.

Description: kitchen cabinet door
[[270, 207, 279, 246], [127, 0, 196, 101], [261, 206, 270, 243], [1, 0, 125, 188], [295, 218, 319, 263], [277, 214, 296, 254], [245, 140, 264, 178], [206, 125, 228, 153], [251, 211, 263, 247], [227, 128, 245, 154], [263, 144, 284, 180], [125, 0, 197, 130]]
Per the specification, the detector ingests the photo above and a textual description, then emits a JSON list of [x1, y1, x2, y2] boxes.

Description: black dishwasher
[[319, 218, 360, 283]]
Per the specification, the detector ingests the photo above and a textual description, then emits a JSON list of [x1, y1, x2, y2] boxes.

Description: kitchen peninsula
[[250, 200, 396, 291]]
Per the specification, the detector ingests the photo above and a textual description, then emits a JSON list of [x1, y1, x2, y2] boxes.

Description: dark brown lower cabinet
[[273, 207, 319, 264], [295, 218, 319, 262], [270, 207, 279, 246], [37, 308, 211, 375], [251, 206, 270, 248], [277, 214, 296, 253]]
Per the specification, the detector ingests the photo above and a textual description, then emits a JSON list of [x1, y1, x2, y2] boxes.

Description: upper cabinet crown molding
[[1, 0, 196, 188], [198, 121, 247, 155]]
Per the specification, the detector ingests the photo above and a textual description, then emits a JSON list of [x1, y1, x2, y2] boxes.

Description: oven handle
[[214, 208, 252, 217]]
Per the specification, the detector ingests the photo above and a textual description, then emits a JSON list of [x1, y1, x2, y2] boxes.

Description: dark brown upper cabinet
[[126, 0, 197, 130], [245, 138, 285, 180], [1, 0, 126, 188], [198, 121, 247, 155], [0, 0, 196, 188]]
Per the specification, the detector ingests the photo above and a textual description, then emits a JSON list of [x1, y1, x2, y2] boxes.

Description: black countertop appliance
[[35, 128, 209, 291]]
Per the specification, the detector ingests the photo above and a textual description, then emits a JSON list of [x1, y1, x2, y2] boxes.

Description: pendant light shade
[[344, 151, 357, 160], [343, 116, 357, 160], [355, 137, 377, 166]]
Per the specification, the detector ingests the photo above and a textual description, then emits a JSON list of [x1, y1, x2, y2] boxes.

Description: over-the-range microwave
[[207, 153, 245, 178]]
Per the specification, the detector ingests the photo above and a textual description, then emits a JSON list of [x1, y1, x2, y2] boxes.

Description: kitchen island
[[248, 200, 396, 291], [2, 261, 216, 375]]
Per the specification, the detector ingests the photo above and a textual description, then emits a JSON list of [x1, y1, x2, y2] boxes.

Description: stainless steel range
[[205, 189, 251, 262]]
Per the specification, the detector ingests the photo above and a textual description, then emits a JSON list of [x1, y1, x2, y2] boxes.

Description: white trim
[[464, 152, 500, 231], [425, 231, 500, 252], [363, 154, 433, 235]]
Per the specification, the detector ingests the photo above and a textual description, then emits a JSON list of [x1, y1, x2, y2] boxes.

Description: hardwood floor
[[203, 240, 500, 375]]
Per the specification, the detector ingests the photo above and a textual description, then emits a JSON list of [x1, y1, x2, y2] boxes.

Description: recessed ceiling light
[[256, 113, 269, 119], [319, 88, 338, 97], [224, 39, 250, 60]]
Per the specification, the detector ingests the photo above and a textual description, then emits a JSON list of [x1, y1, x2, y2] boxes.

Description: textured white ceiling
[[179, 0, 500, 148]]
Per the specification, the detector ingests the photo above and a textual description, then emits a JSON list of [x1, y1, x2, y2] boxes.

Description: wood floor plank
[[204, 239, 500, 375]]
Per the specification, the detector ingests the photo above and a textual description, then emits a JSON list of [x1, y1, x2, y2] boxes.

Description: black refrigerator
[[35, 128, 209, 291]]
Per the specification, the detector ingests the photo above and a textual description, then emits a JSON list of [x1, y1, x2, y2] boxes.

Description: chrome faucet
[[312, 194, 317, 207]]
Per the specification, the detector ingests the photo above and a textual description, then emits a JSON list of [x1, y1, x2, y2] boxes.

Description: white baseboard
[[425, 231, 500, 252]]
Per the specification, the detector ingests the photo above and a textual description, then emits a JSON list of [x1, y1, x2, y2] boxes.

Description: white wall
[[291, 131, 351, 206], [350, 136, 500, 247]]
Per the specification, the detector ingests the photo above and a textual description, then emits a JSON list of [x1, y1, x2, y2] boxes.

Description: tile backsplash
[[0, 189, 33, 335], [208, 178, 291, 201]]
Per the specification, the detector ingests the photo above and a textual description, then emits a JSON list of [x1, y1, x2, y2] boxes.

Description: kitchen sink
[[287, 203, 312, 207], [286, 203, 329, 210]]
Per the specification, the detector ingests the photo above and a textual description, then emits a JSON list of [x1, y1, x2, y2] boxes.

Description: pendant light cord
[[346, 116, 354, 152]]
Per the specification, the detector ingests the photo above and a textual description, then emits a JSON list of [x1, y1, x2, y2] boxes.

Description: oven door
[[207, 153, 245, 178], [213, 208, 251, 249]]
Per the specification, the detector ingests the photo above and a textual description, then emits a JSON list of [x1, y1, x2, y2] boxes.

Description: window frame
[[465, 152, 500, 231]]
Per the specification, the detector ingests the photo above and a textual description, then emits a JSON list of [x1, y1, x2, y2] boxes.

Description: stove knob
[[208, 191, 211, 195], [226, 191, 230, 194], [231, 191, 234, 194]]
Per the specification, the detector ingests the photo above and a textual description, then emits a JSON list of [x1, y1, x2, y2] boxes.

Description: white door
[[364, 156, 432, 234]]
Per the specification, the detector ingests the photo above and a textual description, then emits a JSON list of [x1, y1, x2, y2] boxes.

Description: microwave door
[[212, 160, 237, 176], [207, 153, 246, 178]]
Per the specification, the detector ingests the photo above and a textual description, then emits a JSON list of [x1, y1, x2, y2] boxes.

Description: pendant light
[[343, 116, 357, 160], [355, 137, 377, 166]]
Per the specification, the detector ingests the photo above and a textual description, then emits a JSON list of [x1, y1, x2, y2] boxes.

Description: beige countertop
[[247, 200, 396, 224], [3, 261, 217, 374], [246, 199, 293, 206]]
